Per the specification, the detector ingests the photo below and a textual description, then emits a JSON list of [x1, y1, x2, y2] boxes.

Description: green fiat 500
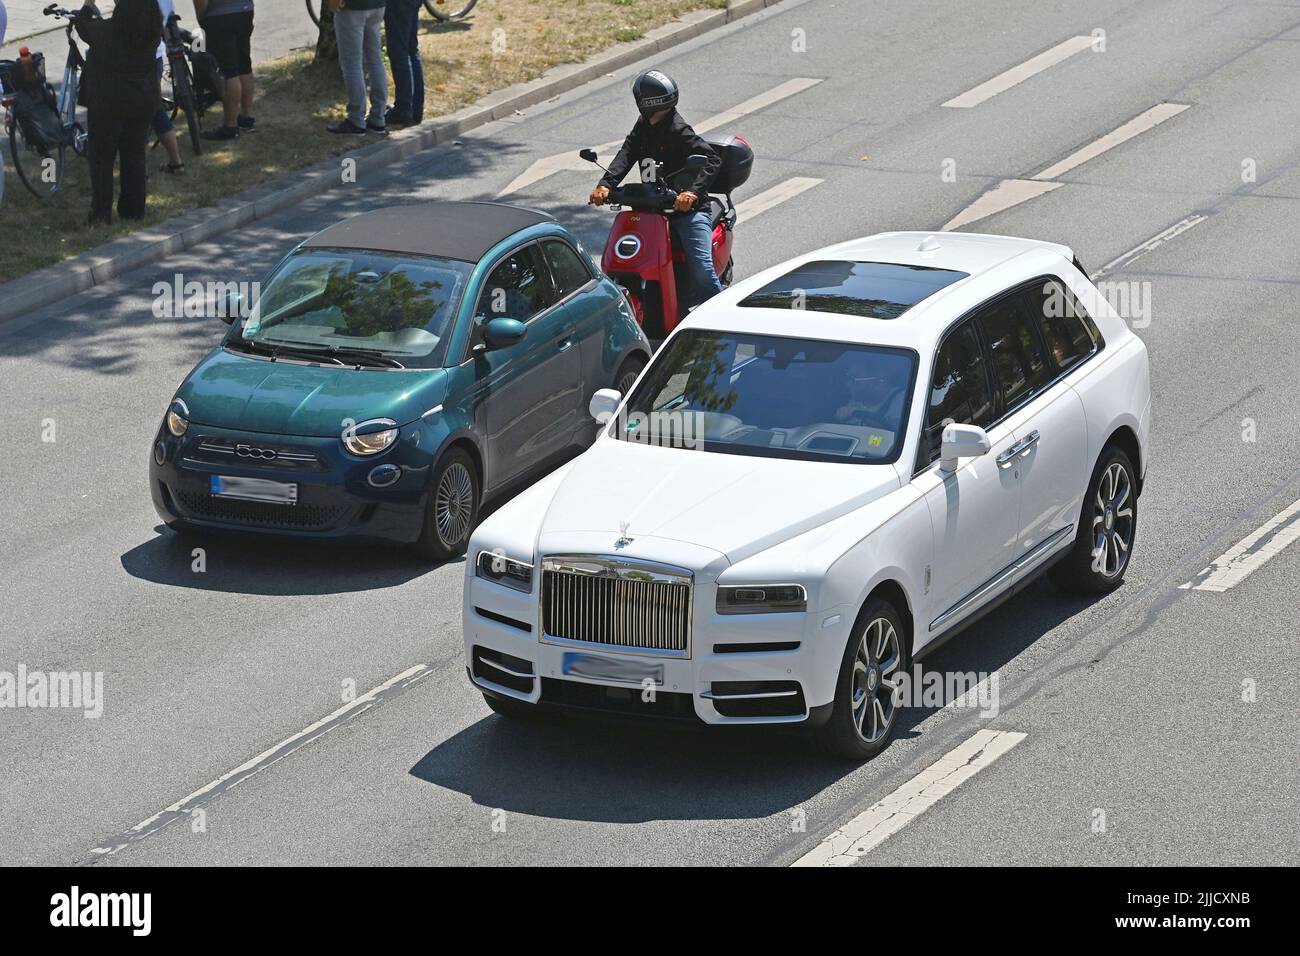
[[150, 201, 649, 559]]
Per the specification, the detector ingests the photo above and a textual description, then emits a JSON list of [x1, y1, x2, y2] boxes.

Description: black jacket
[[598, 110, 721, 206], [75, 5, 161, 117]]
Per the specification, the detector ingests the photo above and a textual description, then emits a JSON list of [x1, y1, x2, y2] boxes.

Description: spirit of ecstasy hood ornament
[[615, 521, 634, 549]]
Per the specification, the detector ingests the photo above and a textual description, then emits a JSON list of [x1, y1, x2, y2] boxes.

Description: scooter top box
[[705, 134, 754, 194]]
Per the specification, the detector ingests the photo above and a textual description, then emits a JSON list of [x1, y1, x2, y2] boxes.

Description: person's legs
[[406, 0, 424, 121], [385, 2, 413, 120], [333, 10, 367, 128], [236, 11, 254, 125], [86, 109, 119, 225], [200, 14, 241, 136], [151, 58, 183, 167], [116, 113, 152, 219], [362, 9, 388, 129], [669, 210, 723, 309]]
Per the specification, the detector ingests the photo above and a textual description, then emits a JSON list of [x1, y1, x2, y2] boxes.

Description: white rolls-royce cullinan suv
[[462, 232, 1151, 760]]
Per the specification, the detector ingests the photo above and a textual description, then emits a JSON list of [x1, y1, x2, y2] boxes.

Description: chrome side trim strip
[[929, 524, 1074, 632], [477, 657, 535, 681], [700, 689, 800, 700]]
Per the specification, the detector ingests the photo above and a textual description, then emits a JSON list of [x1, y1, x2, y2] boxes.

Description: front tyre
[[1050, 445, 1137, 593], [414, 448, 480, 561], [817, 599, 906, 761], [613, 354, 646, 396]]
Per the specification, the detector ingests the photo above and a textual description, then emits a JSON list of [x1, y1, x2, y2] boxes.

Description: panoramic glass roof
[[738, 260, 969, 319]]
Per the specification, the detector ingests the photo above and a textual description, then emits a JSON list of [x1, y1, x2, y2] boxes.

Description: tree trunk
[[315, 6, 339, 63]]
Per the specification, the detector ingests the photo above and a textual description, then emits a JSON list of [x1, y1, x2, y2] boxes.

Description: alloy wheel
[[434, 461, 474, 546], [851, 617, 901, 744], [1092, 461, 1134, 578]]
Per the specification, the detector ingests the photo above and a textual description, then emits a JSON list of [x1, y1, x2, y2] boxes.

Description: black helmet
[[632, 70, 679, 117]]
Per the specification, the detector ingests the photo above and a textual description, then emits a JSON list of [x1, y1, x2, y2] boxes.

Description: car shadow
[[409, 573, 1107, 824], [409, 713, 860, 824], [119, 525, 443, 595]]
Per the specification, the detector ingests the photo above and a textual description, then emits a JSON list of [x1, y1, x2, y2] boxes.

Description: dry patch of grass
[[0, 0, 730, 283]]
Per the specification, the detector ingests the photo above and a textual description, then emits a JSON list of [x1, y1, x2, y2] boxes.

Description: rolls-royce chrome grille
[[540, 556, 693, 657]]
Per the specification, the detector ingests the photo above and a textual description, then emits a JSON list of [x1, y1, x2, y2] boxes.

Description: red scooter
[[582, 135, 753, 341]]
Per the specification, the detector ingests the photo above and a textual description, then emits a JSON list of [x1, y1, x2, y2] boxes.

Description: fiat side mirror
[[482, 317, 527, 350]]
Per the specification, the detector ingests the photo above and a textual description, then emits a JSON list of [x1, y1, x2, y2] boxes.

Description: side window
[[468, 245, 557, 352], [1030, 279, 1100, 372], [542, 239, 592, 300], [923, 320, 994, 465], [978, 293, 1052, 411]]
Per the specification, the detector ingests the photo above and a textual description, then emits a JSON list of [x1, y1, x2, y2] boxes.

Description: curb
[[0, 0, 787, 324]]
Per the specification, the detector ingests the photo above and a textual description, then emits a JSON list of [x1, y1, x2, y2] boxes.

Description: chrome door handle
[[997, 430, 1041, 468]]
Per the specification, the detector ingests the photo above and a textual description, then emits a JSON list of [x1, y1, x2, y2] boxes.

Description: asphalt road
[[1, 0, 1298, 867]]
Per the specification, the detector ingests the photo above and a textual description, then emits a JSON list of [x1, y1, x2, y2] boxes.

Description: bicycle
[[305, 0, 478, 28], [7, 5, 91, 199], [160, 12, 205, 157]]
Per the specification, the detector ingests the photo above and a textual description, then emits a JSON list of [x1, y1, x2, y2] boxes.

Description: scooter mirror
[[579, 149, 599, 164]]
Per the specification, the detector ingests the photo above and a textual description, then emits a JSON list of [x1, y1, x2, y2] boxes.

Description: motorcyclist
[[589, 69, 723, 311]]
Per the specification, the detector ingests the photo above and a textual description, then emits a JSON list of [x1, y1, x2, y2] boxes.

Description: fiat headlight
[[341, 419, 398, 456], [165, 399, 189, 437]]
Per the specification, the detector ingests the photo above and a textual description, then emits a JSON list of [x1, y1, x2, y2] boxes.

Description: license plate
[[562, 652, 663, 687], [210, 474, 298, 505]]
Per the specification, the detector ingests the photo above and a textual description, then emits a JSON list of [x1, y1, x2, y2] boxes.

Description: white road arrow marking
[[498, 77, 823, 197], [943, 102, 1191, 231], [734, 176, 824, 223], [1180, 497, 1300, 592], [943, 35, 1095, 109], [792, 729, 1028, 866]]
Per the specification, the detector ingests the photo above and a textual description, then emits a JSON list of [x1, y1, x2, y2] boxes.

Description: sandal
[[160, 161, 186, 175]]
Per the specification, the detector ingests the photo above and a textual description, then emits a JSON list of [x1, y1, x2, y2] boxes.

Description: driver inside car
[[588, 69, 723, 311], [833, 353, 901, 426]]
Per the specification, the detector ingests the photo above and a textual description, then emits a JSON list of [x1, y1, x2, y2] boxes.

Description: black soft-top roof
[[301, 201, 555, 263]]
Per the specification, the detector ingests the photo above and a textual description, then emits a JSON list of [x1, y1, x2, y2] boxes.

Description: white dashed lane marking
[[944, 103, 1191, 231], [942, 35, 1095, 109], [85, 663, 433, 860], [792, 729, 1028, 866], [1180, 497, 1300, 592], [498, 78, 823, 197]]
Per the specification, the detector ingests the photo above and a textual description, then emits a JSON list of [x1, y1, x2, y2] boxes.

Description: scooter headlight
[[614, 235, 642, 259]]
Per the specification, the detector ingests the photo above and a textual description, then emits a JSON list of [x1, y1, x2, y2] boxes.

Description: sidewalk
[[1, 0, 316, 63]]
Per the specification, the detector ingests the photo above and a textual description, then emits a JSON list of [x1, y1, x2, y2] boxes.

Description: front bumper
[[464, 573, 847, 727], [149, 421, 434, 544]]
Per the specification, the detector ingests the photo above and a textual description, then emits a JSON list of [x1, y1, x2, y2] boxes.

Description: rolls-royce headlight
[[476, 550, 534, 593], [716, 584, 808, 614], [165, 399, 189, 437], [341, 419, 398, 456]]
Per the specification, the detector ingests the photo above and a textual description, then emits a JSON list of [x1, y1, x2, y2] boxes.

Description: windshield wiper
[[316, 346, 406, 369], [226, 339, 347, 365]]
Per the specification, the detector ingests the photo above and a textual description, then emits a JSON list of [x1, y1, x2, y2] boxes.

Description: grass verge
[[0, 0, 730, 283]]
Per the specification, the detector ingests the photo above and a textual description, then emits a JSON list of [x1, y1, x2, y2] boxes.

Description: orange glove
[[674, 191, 698, 213], [589, 185, 610, 206]]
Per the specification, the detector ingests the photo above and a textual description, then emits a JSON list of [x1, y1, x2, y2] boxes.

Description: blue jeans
[[385, 0, 424, 120], [335, 8, 388, 128], [670, 210, 723, 310]]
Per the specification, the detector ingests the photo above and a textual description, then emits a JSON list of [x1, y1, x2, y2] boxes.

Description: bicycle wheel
[[8, 117, 63, 199], [177, 93, 203, 157], [424, 0, 478, 21], [305, 0, 321, 27]]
